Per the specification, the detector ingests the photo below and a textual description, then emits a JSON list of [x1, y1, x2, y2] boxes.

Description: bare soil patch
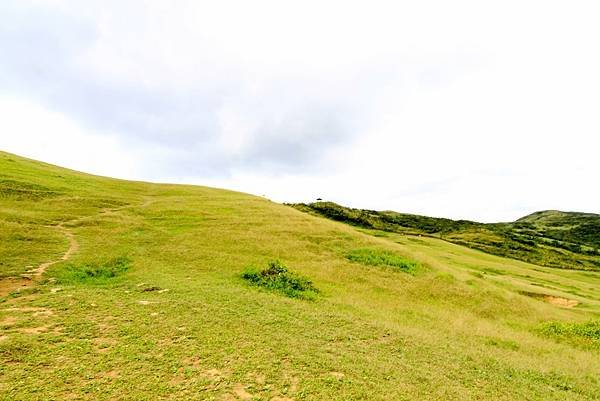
[[328, 371, 345, 379], [233, 384, 253, 400], [19, 325, 49, 334], [203, 368, 223, 380], [0, 315, 18, 327], [0, 277, 30, 297], [520, 291, 579, 308], [543, 295, 579, 308]]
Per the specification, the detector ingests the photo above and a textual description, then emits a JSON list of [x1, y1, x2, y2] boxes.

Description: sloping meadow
[[0, 151, 599, 400]]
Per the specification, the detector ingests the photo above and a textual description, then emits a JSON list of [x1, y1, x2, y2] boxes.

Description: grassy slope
[[292, 202, 600, 271], [1, 151, 599, 401]]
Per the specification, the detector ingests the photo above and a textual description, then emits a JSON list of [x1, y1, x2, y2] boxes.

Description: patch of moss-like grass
[[346, 248, 418, 273], [55, 256, 132, 284]]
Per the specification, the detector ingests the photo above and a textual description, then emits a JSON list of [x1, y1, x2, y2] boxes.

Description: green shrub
[[56, 256, 131, 284], [241, 260, 318, 300], [346, 248, 418, 273]]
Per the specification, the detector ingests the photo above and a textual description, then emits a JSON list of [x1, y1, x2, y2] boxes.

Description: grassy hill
[[1, 151, 599, 401], [291, 202, 600, 271]]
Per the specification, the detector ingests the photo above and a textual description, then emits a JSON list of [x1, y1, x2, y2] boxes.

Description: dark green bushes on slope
[[290, 202, 600, 271]]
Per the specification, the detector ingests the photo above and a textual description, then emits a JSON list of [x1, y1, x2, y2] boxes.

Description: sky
[[0, 0, 599, 222]]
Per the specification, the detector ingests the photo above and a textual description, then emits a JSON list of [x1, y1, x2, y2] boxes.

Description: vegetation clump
[[346, 248, 418, 273], [56, 256, 131, 284], [241, 260, 319, 299], [539, 320, 600, 348]]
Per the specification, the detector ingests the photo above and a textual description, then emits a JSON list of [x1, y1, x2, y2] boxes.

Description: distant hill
[[290, 202, 600, 271], [517, 210, 600, 249]]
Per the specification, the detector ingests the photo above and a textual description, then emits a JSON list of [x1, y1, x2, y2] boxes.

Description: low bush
[[346, 248, 418, 273], [241, 260, 318, 300]]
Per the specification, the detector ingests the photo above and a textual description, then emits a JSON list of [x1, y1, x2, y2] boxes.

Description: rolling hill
[[291, 202, 600, 271], [1, 151, 599, 401]]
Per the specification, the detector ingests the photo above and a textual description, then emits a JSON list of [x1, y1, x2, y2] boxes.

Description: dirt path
[[22, 225, 79, 280], [0, 197, 153, 297], [0, 225, 78, 297]]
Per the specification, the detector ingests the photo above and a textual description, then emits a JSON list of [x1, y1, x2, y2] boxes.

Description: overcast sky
[[1, 0, 598, 222]]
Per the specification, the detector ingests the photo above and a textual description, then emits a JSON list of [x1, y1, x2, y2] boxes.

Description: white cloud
[[0, 96, 141, 178], [0, 0, 599, 221]]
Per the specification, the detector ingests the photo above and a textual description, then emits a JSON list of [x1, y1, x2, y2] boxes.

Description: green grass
[[346, 248, 418, 273], [1, 150, 600, 400], [55, 257, 132, 284], [539, 320, 600, 348]]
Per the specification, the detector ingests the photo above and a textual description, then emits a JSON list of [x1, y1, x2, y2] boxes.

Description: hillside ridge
[[290, 201, 600, 271]]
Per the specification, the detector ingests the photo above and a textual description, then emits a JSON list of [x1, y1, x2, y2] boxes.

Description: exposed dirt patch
[[289, 376, 299, 393], [246, 372, 266, 385], [184, 356, 202, 368], [19, 325, 49, 334], [102, 370, 120, 379], [4, 307, 52, 313], [33, 309, 54, 317], [328, 371, 345, 379], [137, 300, 158, 305], [96, 348, 111, 354], [0, 316, 18, 327], [233, 384, 253, 400], [521, 291, 579, 308], [93, 337, 118, 353], [271, 397, 295, 401], [202, 368, 223, 380], [544, 295, 579, 308], [0, 277, 31, 297], [0, 335, 8, 342], [169, 373, 185, 385]]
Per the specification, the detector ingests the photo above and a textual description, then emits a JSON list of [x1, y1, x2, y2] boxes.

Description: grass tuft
[[346, 248, 418, 273], [241, 260, 319, 300]]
